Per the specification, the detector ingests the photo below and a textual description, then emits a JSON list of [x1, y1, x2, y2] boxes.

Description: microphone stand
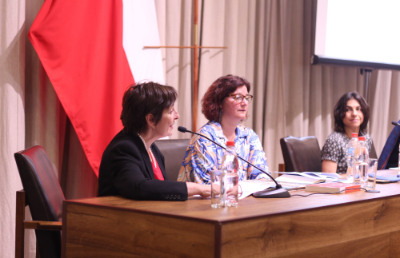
[[178, 126, 290, 198]]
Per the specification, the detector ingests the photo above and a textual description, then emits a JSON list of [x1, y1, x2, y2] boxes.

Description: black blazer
[[98, 131, 188, 200]]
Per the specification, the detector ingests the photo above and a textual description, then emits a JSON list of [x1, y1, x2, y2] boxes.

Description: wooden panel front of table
[[62, 181, 400, 258]]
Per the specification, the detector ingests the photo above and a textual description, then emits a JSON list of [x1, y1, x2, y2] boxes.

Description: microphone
[[392, 121, 400, 127], [178, 126, 290, 198]]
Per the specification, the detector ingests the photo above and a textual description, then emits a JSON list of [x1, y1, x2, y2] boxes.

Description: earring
[[219, 110, 222, 124]]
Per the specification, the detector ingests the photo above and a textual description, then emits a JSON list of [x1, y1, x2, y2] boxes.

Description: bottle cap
[[358, 136, 365, 141], [352, 133, 358, 138], [226, 141, 235, 147]]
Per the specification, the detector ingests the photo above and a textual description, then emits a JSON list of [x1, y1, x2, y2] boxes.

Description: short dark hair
[[201, 75, 251, 121], [333, 91, 370, 134], [121, 82, 177, 134]]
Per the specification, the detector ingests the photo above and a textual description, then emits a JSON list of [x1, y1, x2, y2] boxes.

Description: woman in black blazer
[[98, 82, 211, 200]]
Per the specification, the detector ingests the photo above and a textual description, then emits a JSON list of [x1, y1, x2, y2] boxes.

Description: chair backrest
[[14, 145, 64, 258], [280, 136, 322, 172], [370, 141, 378, 159], [155, 139, 190, 181]]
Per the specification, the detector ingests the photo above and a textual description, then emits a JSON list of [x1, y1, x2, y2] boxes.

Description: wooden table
[[62, 178, 400, 257]]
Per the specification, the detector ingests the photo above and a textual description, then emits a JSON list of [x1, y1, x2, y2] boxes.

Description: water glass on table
[[210, 170, 223, 208], [210, 170, 239, 208], [222, 171, 239, 207], [367, 158, 378, 190]]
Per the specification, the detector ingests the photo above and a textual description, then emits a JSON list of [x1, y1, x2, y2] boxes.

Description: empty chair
[[280, 136, 322, 172], [155, 139, 190, 181], [14, 145, 64, 258]]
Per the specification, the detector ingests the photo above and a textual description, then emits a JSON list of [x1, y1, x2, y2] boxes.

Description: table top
[[65, 171, 400, 224]]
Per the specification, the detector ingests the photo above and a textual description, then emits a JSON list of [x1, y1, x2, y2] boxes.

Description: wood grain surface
[[62, 172, 400, 257]]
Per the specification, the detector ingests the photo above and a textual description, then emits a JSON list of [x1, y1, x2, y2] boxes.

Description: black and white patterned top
[[321, 132, 373, 174]]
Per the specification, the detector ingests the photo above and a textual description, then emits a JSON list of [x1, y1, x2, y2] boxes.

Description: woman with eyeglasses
[[177, 74, 270, 184]]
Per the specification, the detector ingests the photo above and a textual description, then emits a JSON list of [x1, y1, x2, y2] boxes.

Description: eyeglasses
[[228, 93, 253, 103]]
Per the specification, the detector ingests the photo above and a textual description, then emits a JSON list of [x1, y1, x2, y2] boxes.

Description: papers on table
[[279, 172, 341, 180], [228, 173, 343, 200], [276, 175, 325, 185], [238, 179, 308, 199], [280, 182, 306, 191], [275, 172, 341, 185], [239, 180, 274, 199]]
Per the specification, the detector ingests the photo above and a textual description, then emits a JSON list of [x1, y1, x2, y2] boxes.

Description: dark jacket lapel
[[132, 134, 154, 180]]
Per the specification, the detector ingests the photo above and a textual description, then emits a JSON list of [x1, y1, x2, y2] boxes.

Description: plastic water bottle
[[346, 133, 358, 182], [220, 141, 239, 207], [354, 136, 369, 187]]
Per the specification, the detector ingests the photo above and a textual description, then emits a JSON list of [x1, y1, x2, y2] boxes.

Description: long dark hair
[[333, 91, 370, 134]]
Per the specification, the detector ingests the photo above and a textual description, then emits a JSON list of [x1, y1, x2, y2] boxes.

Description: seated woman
[[321, 91, 373, 173], [177, 75, 270, 184], [98, 82, 211, 200]]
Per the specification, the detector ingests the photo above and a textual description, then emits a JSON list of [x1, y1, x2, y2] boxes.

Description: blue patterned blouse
[[177, 121, 269, 184]]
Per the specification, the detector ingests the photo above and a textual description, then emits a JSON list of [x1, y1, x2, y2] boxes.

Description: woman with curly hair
[[177, 75, 269, 184]]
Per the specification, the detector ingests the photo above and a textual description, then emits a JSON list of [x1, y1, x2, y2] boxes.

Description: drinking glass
[[210, 170, 223, 208], [367, 158, 378, 190], [223, 171, 239, 207]]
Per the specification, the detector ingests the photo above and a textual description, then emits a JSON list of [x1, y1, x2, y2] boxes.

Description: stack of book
[[305, 182, 361, 193]]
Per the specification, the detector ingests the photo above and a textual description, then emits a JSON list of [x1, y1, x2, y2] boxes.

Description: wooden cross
[[144, 0, 227, 131]]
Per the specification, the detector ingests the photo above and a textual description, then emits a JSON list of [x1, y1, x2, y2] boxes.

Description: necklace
[[137, 133, 157, 168]]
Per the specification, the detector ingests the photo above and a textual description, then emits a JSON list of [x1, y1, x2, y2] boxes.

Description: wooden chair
[[14, 146, 64, 258], [155, 139, 190, 181], [280, 136, 322, 172]]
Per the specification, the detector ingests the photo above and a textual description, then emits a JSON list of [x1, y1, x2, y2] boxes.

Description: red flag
[[29, 0, 164, 176]]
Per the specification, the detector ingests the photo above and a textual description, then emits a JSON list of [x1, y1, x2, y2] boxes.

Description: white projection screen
[[312, 0, 400, 70]]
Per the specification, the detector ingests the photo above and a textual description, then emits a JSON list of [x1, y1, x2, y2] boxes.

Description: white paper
[[239, 180, 274, 199]]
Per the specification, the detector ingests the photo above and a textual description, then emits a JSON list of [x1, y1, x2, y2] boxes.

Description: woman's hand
[[186, 182, 211, 198]]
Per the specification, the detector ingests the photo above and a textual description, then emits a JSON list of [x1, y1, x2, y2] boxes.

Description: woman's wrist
[[186, 182, 211, 197], [186, 182, 198, 196]]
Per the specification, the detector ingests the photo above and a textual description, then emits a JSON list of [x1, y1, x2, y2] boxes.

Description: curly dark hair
[[333, 91, 370, 134], [201, 75, 251, 121], [121, 82, 177, 134]]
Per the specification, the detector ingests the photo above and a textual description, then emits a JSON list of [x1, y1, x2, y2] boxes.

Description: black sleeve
[[108, 140, 188, 201]]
